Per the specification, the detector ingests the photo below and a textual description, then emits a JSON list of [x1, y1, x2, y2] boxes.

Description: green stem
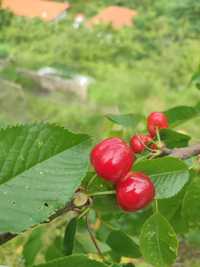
[[156, 127, 161, 143], [89, 190, 116, 197], [78, 207, 90, 219], [87, 173, 97, 189], [86, 214, 105, 261], [137, 135, 155, 153], [154, 199, 159, 213]]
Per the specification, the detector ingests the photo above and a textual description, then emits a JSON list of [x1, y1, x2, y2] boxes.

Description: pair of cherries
[[90, 112, 168, 212]]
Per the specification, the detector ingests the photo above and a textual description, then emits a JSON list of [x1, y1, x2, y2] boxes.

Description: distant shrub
[[0, 9, 13, 29]]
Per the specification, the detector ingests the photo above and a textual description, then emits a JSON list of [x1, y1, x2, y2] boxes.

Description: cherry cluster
[[90, 112, 169, 212]]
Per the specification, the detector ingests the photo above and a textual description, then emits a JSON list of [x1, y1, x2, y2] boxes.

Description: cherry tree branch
[[1, 143, 200, 246], [161, 143, 200, 159]]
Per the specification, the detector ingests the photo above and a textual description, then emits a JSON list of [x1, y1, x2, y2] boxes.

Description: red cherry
[[91, 138, 135, 183], [130, 134, 153, 153], [147, 112, 168, 137], [116, 172, 155, 212]]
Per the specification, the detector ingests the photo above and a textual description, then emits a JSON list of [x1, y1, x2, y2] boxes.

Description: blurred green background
[[0, 0, 200, 266]]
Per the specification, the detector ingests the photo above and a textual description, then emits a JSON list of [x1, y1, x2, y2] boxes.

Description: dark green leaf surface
[[164, 105, 198, 127], [33, 254, 108, 267], [75, 232, 110, 254], [158, 190, 185, 220], [63, 218, 77, 256], [106, 113, 144, 128], [45, 237, 64, 262], [160, 129, 191, 148], [182, 176, 200, 227], [112, 264, 135, 267], [0, 124, 91, 233], [140, 213, 178, 267], [191, 68, 200, 90], [170, 208, 188, 235], [134, 157, 189, 199], [106, 230, 141, 258], [23, 226, 44, 266]]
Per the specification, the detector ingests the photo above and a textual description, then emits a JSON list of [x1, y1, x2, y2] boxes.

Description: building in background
[[87, 6, 137, 29], [2, 0, 70, 22]]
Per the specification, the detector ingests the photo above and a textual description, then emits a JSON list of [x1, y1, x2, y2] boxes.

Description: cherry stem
[[156, 127, 161, 143], [148, 150, 162, 160], [154, 199, 159, 213], [137, 135, 155, 153], [78, 207, 90, 219], [86, 214, 105, 261], [87, 173, 97, 189], [89, 190, 116, 197]]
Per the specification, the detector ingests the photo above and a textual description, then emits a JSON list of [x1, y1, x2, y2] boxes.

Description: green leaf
[[160, 129, 191, 148], [75, 232, 110, 254], [121, 264, 135, 267], [112, 264, 136, 267], [116, 209, 152, 236], [0, 123, 91, 233], [106, 113, 144, 128], [106, 230, 141, 258], [170, 208, 188, 235], [140, 213, 178, 267], [45, 237, 64, 262], [133, 157, 189, 199], [164, 105, 198, 127], [191, 68, 200, 90], [33, 254, 108, 267], [63, 218, 77, 256], [186, 229, 200, 247], [23, 226, 44, 267], [158, 187, 186, 221], [182, 176, 200, 227]]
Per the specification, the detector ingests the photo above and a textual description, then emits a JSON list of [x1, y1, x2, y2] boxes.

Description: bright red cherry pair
[[90, 137, 155, 212]]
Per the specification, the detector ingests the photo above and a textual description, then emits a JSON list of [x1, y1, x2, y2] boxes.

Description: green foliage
[[45, 237, 65, 262], [0, 123, 91, 233], [182, 176, 200, 227], [23, 227, 44, 267], [191, 65, 200, 90], [134, 157, 189, 199], [170, 0, 200, 35], [106, 230, 141, 258], [106, 114, 145, 128], [160, 129, 191, 148], [164, 105, 200, 127], [63, 218, 77, 256], [0, 10, 13, 30], [33, 254, 108, 267], [140, 212, 178, 267]]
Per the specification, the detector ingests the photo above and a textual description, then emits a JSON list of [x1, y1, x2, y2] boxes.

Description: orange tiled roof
[[2, 0, 70, 21], [87, 6, 137, 29]]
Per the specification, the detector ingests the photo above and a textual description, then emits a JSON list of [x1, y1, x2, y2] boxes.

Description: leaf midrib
[[150, 169, 188, 179]]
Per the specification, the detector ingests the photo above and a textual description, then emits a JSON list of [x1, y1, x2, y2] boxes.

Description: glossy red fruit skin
[[116, 172, 155, 212], [91, 138, 135, 183], [130, 135, 152, 153], [147, 112, 168, 138]]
